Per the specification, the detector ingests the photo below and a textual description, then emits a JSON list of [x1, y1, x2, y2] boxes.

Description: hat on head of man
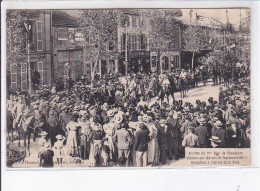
[[199, 118, 206, 124], [215, 120, 223, 127], [209, 136, 221, 143], [107, 110, 115, 117]]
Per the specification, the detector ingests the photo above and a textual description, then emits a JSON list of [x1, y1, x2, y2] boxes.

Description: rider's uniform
[[12, 101, 26, 129], [179, 71, 187, 79]]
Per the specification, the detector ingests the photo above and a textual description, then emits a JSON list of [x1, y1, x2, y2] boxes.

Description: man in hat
[[180, 113, 193, 138], [134, 122, 150, 167], [12, 95, 26, 130], [166, 111, 181, 160], [212, 120, 227, 148], [47, 108, 62, 146], [114, 122, 132, 166], [157, 119, 168, 165], [195, 118, 210, 148], [182, 127, 199, 148], [226, 121, 241, 148], [40, 142, 54, 168], [209, 136, 222, 148]]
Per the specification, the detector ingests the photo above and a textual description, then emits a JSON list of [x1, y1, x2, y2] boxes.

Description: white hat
[[199, 118, 206, 123], [107, 110, 115, 117], [114, 113, 123, 124], [79, 110, 88, 116], [215, 120, 223, 127], [56, 134, 64, 140], [39, 131, 48, 136], [210, 136, 221, 143]]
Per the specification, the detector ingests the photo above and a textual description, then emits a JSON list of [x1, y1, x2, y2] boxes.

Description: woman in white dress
[[65, 117, 79, 156], [53, 134, 65, 166]]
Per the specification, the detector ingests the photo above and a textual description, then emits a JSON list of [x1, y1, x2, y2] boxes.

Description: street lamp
[[124, 22, 128, 76], [24, 21, 32, 96]]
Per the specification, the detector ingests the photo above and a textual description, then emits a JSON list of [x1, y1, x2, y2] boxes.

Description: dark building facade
[[7, 10, 53, 92]]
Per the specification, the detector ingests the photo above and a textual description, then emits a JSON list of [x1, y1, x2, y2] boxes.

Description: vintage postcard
[[4, 8, 251, 168]]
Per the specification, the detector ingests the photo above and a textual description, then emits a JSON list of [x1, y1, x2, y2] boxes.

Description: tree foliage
[[78, 10, 121, 79], [142, 9, 182, 52], [6, 10, 28, 69]]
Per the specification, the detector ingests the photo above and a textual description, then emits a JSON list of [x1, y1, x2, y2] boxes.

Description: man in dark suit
[[195, 118, 210, 148], [157, 119, 168, 165], [166, 112, 181, 160], [212, 120, 228, 148], [134, 123, 150, 167]]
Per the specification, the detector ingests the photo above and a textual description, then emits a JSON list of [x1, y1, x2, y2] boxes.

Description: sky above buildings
[[181, 8, 249, 28], [63, 8, 249, 29]]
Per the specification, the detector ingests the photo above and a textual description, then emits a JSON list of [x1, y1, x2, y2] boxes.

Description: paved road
[[149, 81, 220, 106]]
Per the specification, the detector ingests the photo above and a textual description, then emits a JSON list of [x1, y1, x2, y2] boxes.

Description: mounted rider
[[12, 95, 26, 130]]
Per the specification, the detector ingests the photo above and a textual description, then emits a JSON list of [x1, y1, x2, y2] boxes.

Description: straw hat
[[39, 131, 48, 136], [114, 113, 123, 124], [107, 110, 115, 117], [199, 118, 206, 124], [210, 136, 221, 143], [215, 120, 223, 127], [56, 134, 64, 140]]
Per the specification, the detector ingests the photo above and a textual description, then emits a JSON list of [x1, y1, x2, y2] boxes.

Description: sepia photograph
[[4, 8, 251, 168]]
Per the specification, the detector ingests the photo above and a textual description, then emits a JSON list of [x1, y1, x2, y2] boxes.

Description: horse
[[16, 113, 35, 150], [178, 78, 188, 99], [7, 110, 14, 143]]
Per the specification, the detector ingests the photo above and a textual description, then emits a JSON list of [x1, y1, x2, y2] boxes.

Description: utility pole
[[124, 22, 128, 76], [24, 21, 32, 96]]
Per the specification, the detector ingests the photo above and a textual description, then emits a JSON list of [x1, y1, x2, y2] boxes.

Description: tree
[[6, 10, 27, 71], [6, 10, 28, 93], [78, 10, 120, 86], [142, 9, 182, 73]]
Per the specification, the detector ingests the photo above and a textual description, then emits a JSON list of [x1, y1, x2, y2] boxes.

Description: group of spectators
[[7, 63, 250, 167]]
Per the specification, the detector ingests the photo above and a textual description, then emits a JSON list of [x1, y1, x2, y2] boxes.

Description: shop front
[[119, 50, 150, 75], [150, 51, 181, 73]]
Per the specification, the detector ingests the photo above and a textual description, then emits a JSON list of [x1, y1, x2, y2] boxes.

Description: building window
[[36, 21, 43, 51], [173, 55, 180, 68], [58, 28, 68, 41], [21, 63, 27, 91], [108, 41, 115, 51], [68, 28, 75, 43], [121, 15, 130, 27], [37, 62, 44, 87], [101, 60, 107, 74], [75, 28, 84, 42], [10, 63, 17, 89], [152, 56, 157, 68], [132, 35, 138, 50], [121, 33, 146, 51], [140, 34, 146, 50], [132, 16, 139, 28], [162, 56, 169, 71], [109, 60, 115, 74]]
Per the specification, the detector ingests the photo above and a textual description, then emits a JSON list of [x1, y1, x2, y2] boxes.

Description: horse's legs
[[24, 133, 27, 147], [27, 131, 31, 150], [11, 129, 13, 143], [18, 132, 21, 147]]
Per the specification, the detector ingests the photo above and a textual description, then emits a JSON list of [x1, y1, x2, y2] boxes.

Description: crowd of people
[[6, 63, 250, 167]]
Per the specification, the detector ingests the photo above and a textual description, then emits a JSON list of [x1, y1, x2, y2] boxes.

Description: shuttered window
[[11, 63, 18, 89], [36, 21, 43, 51]]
